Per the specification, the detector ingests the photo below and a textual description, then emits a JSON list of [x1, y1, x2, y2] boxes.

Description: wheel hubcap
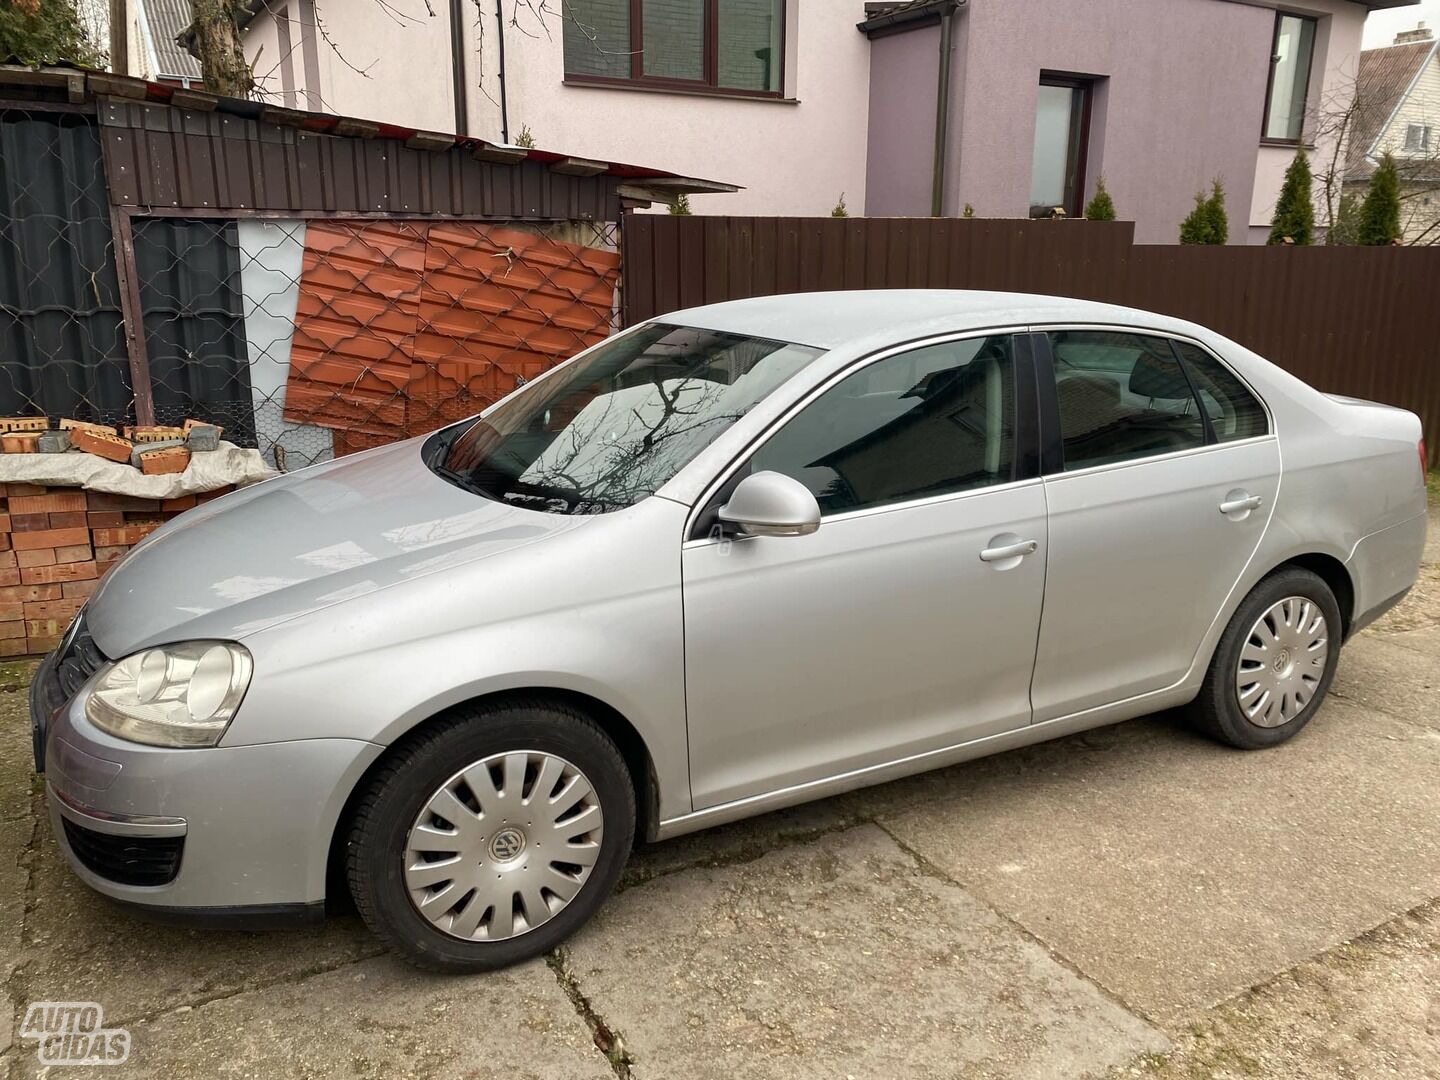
[[403, 750, 604, 942], [488, 827, 526, 863], [1235, 596, 1329, 728]]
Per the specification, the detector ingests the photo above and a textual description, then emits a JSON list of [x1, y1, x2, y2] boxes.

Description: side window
[[750, 335, 1017, 515], [1048, 330, 1205, 470], [1171, 341, 1269, 442]]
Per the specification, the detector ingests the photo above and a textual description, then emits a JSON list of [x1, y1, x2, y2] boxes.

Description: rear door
[[1029, 328, 1280, 721]]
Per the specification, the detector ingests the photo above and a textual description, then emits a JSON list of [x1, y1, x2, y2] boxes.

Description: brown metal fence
[[622, 216, 1440, 466]]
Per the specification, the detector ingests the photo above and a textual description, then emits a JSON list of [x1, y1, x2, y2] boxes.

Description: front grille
[[33, 613, 110, 773], [61, 818, 183, 887], [55, 617, 107, 697]]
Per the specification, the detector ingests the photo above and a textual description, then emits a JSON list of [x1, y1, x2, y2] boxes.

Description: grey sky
[[1363, 1, 1439, 47]]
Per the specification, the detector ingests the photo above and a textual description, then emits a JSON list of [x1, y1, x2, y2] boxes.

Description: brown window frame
[[563, 0, 787, 99], [1029, 75, 1093, 220], [1261, 11, 1318, 145]]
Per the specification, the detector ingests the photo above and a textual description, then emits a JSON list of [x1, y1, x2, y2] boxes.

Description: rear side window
[[1171, 341, 1269, 442], [750, 335, 1017, 515], [1047, 330, 1205, 470]]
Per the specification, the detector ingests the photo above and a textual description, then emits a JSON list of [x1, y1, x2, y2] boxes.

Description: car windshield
[[425, 323, 823, 514]]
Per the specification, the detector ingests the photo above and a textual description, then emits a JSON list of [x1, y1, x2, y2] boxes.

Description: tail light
[[1422, 438, 1429, 484]]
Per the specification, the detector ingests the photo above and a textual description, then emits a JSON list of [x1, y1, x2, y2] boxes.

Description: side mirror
[[717, 471, 821, 538]]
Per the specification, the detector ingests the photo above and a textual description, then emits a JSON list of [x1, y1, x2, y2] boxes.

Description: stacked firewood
[[0, 418, 224, 475]]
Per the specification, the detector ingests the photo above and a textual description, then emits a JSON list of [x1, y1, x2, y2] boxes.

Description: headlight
[[84, 641, 253, 748]]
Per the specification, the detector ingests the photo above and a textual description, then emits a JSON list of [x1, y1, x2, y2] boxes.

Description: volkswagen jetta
[[31, 291, 1428, 970]]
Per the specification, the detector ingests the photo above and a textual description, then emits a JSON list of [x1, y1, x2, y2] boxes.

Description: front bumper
[[29, 650, 54, 773], [33, 657, 385, 913]]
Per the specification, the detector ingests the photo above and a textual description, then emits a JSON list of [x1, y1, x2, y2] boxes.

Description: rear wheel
[[1189, 567, 1342, 749], [347, 700, 634, 972]]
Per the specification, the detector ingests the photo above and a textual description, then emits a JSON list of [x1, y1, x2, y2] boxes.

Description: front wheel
[[1188, 566, 1342, 749], [347, 700, 635, 971]]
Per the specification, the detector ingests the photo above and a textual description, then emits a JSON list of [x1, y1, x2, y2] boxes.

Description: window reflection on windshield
[[430, 324, 822, 514]]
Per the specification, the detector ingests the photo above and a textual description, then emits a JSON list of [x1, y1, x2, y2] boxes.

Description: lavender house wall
[[865, 28, 940, 216], [868, 0, 1279, 242]]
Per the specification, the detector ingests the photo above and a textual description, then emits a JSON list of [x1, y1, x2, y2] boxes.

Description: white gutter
[[134, 0, 162, 81]]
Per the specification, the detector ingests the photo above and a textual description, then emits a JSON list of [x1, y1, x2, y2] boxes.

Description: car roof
[[660, 290, 1206, 351]]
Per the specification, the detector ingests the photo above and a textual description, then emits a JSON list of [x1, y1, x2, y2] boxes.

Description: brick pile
[[0, 483, 233, 657]]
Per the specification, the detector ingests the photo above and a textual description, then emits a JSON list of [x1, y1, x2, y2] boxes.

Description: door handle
[[1218, 494, 1263, 515], [979, 539, 1038, 562]]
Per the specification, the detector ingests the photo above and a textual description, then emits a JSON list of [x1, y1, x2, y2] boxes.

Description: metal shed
[[0, 65, 735, 466]]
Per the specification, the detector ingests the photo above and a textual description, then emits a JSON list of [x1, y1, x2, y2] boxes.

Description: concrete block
[[184, 424, 221, 452]]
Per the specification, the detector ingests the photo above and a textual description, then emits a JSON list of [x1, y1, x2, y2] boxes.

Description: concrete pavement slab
[[11, 819, 381, 1025], [1369, 563, 1440, 637], [879, 699, 1440, 1030], [1121, 898, 1440, 1080], [1371, 622, 1440, 659], [1332, 632, 1440, 731], [0, 807, 29, 1058], [0, 664, 39, 1057], [625, 798, 864, 890], [10, 955, 610, 1080], [566, 824, 1167, 1080], [0, 663, 38, 825]]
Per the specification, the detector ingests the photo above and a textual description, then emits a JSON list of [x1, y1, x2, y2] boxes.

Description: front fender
[[219, 496, 691, 821]]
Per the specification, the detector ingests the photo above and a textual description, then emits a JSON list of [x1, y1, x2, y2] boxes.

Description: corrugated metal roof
[[1346, 38, 1438, 180], [98, 96, 636, 218], [139, 0, 202, 81], [0, 65, 739, 205]]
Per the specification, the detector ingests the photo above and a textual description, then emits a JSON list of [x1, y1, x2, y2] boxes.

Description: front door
[[681, 333, 1048, 809], [1030, 329, 1281, 721]]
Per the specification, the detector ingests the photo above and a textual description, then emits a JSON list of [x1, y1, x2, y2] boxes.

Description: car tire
[[1188, 566, 1343, 750], [346, 699, 635, 972]]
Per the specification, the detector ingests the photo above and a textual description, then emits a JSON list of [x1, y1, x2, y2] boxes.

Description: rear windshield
[[424, 323, 822, 515]]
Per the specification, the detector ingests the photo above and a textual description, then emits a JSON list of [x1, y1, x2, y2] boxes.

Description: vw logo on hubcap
[[488, 827, 526, 863]]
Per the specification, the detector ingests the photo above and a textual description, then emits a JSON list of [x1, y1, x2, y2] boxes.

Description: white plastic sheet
[[0, 442, 276, 498]]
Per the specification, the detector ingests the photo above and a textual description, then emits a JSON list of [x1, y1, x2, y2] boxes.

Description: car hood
[[86, 439, 589, 657]]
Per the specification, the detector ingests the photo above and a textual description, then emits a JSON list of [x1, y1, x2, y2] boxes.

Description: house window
[[1030, 77, 1091, 218], [1405, 123, 1433, 152], [1263, 13, 1316, 142], [563, 0, 785, 96]]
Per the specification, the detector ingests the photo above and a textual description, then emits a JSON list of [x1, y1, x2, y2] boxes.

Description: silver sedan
[[31, 291, 1428, 970]]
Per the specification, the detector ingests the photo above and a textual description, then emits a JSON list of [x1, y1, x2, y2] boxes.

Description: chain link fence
[[1, 106, 624, 471], [133, 215, 621, 470]]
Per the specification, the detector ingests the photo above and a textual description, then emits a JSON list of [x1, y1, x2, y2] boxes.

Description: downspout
[[494, 0, 510, 143], [450, 0, 468, 134], [930, 0, 958, 216]]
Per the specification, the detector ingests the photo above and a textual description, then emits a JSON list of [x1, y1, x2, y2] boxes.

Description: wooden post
[[108, 0, 128, 76], [109, 207, 156, 427]]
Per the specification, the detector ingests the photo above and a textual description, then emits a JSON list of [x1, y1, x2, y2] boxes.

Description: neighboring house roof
[[1346, 38, 1440, 181], [857, 0, 1415, 37], [138, 0, 202, 81], [857, 0, 963, 35]]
